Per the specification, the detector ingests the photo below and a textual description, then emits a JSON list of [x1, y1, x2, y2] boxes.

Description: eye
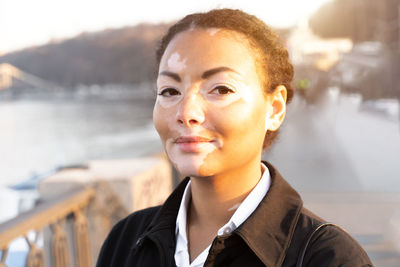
[[211, 85, 235, 95], [158, 88, 180, 97]]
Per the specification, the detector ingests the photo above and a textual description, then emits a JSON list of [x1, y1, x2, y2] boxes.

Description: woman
[[97, 9, 372, 267]]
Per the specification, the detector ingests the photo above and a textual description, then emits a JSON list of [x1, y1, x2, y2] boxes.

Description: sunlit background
[[1, 0, 400, 266], [0, 0, 331, 53]]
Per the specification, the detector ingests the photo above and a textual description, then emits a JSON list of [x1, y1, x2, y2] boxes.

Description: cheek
[[209, 100, 267, 145], [153, 103, 172, 143], [196, 105, 262, 175], [210, 100, 256, 129], [155, 96, 180, 109]]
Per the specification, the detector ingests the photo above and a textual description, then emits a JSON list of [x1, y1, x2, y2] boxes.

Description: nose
[[176, 93, 205, 126]]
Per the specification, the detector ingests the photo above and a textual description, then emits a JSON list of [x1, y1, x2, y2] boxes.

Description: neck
[[188, 158, 263, 230]]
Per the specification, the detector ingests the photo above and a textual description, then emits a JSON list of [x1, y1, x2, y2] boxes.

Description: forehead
[[159, 28, 259, 73]]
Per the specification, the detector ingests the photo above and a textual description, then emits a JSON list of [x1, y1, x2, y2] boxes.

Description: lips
[[174, 136, 214, 152], [175, 136, 213, 143]]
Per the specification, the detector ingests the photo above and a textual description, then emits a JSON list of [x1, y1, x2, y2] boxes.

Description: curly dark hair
[[155, 8, 294, 149]]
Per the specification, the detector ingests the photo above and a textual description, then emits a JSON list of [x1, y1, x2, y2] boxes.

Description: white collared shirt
[[174, 163, 271, 267]]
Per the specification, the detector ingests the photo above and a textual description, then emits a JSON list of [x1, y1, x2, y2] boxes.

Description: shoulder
[[304, 222, 373, 266], [107, 205, 161, 243], [287, 207, 373, 266], [96, 206, 162, 267], [115, 205, 161, 233]]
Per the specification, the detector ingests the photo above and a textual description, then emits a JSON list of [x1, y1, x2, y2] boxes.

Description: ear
[[266, 85, 287, 131]]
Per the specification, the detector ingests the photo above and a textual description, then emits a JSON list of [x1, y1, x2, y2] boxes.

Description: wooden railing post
[[74, 208, 91, 267], [0, 248, 8, 267], [51, 221, 69, 267], [25, 234, 45, 267]]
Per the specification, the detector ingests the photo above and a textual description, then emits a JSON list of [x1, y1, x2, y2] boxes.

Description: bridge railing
[[0, 187, 96, 267], [0, 156, 173, 267]]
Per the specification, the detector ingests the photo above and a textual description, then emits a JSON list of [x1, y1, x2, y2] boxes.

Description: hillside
[[0, 23, 171, 87], [0, 22, 294, 89]]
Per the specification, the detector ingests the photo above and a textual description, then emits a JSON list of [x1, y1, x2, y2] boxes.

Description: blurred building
[[305, 0, 400, 103], [287, 18, 352, 103], [310, 0, 400, 50]]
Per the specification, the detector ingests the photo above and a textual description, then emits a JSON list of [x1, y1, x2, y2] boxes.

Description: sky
[[0, 0, 332, 54]]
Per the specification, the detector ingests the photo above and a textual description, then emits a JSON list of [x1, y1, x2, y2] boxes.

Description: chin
[[174, 163, 200, 178], [175, 161, 220, 179], [167, 148, 213, 178], [172, 157, 213, 178]]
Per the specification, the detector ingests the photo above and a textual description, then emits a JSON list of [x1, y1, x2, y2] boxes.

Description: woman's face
[[153, 28, 279, 177]]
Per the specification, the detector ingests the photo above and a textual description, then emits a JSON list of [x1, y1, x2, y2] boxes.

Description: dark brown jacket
[[96, 162, 373, 266]]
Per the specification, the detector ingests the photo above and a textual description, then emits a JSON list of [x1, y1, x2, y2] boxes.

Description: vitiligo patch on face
[[155, 95, 179, 109], [189, 21, 196, 31], [155, 76, 193, 109], [167, 52, 187, 72], [207, 28, 220, 36], [165, 135, 221, 177], [204, 81, 255, 109], [239, 84, 255, 105], [204, 72, 256, 107]]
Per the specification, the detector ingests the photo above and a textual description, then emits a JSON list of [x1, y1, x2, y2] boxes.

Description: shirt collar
[[221, 163, 271, 234], [175, 179, 192, 252]]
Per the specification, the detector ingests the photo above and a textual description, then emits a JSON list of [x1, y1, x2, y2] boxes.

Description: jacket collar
[[235, 161, 303, 266], [139, 176, 190, 266], [145, 162, 303, 266], [147, 176, 190, 233]]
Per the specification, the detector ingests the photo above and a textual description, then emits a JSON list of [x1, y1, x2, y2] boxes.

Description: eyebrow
[[201, 66, 238, 79], [158, 66, 238, 83], [159, 71, 181, 82]]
